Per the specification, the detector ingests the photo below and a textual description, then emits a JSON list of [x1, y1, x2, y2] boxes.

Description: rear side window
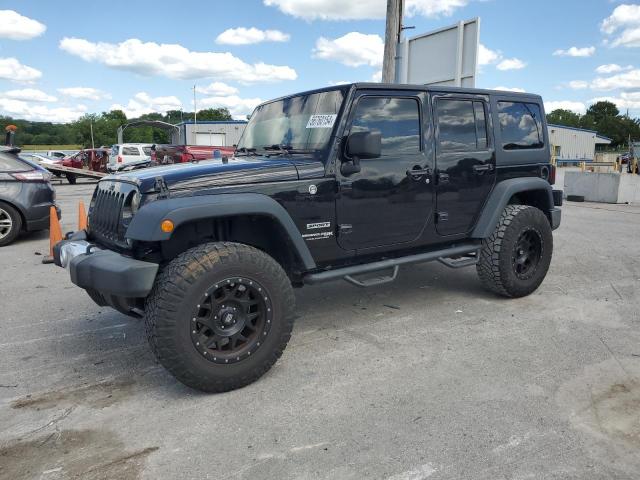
[[350, 97, 421, 155], [497, 101, 544, 150], [0, 152, 28, 172], [436, 99, 488, 152], [122, 146, 141, 156], [142, 147, 152, 155]]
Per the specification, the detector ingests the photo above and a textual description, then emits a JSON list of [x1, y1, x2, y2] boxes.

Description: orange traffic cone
[[78, 200, 88, 231], [42, 206, 63, 264]]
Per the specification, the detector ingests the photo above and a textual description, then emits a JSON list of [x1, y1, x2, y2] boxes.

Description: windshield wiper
[[235, 147, 258, 156], [262, 144, 293, 155]]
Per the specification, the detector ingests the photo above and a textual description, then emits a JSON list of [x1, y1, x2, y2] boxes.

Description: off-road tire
[[476, 205, 553, 298], [144, 242, 295, 393], [0, 202, 22, 247], [66, 173, 77, 185]]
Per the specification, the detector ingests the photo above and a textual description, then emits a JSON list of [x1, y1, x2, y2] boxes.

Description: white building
[[547, 124, 611, 162], [178, 120, 247, 147]]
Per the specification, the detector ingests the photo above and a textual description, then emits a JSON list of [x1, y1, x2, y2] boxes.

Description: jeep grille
[[88, 181, 137, 249]]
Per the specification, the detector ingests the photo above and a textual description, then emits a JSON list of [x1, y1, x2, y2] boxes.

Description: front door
[[433, 95, 496, 236], [336, 92, 433, 251]]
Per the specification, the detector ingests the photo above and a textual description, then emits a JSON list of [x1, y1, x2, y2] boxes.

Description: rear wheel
[[476, 205, 553, 298], [0, 202, 22, 247], [144, 242, 295, 392]]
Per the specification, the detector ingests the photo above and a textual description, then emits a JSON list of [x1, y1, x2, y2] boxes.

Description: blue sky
[[0, 0, 639, 122]]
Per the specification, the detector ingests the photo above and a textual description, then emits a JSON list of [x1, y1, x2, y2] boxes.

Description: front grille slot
[[88, 181, 136, 248]]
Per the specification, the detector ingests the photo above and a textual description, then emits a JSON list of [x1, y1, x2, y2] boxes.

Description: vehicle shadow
[[28, 261, 499, 400]]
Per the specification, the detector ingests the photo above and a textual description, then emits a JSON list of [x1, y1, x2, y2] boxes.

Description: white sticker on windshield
[[306, 114, 337, 129]]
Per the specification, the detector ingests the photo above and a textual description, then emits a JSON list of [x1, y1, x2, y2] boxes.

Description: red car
[[60, 148, 110, 184], [152, 145, 235, 164]]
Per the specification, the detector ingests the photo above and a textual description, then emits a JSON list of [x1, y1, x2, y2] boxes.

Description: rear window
[[497, 101, 544, 150], [122, 146, 141, 156], [0, 152, 29, 172]]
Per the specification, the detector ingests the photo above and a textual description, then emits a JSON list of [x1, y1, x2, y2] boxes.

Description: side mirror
[[346, 131, 381, 160]]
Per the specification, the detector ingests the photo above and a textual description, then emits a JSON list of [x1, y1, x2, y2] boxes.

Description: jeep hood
[[109, 156, 323, 193]]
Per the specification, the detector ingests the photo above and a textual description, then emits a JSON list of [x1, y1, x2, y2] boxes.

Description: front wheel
[[144, 242, 295, 392], [476, 205, 553, 298]]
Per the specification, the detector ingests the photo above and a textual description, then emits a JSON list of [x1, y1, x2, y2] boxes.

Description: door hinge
[[338, 224, 353, 235], [436, 212, 449, 223]]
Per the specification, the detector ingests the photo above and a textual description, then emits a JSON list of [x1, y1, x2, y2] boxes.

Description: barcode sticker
[[306, 114, 337, 129]]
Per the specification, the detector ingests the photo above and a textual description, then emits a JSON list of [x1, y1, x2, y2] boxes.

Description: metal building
[[547, 124, 611, 162], [178, 120, 247, 147]]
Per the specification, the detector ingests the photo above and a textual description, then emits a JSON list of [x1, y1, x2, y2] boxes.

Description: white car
[[108, 144, 153, 172], [47, 150, 71, 159]]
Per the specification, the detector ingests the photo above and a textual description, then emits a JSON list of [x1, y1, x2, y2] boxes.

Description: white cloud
[[496, 58, 526, 71], [544, 100, 587, 114], [264, 0, 468, 20], [199, 95, 263, 118], [313, 32, 384, 68], [493, 86, 525, 93], [0, 10, 46, 40], [57, 87, 109, 100], [590, 92, 640, 111], [371, 70, 382, 82], [5, 88, 57, 102], [195, 82, 239, 96], [328, 80, 353, 86], [591, 68, 640, 90], [567, 80, 589, 90], [111, 92, 182, 118], [216, 27, 290, 45], [601, 4, 640, 48], [478, 45, 526, 72], [595, 64, 633, 74], [478, 44, 501, 66], [0, 57, 42, 83], [553, 46, 595, 57], [0, 98, 86, 123], [59, 37, 297, 84]]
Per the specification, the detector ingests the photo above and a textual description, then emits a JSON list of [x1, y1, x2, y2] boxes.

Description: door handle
[[473, 164, 494, 174], [406, 167, 431, 178]]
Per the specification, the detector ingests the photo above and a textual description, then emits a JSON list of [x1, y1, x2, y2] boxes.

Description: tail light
[[117, 156, 123, 163], [11, 170, 51, 182], [548, 164, 556, 185]]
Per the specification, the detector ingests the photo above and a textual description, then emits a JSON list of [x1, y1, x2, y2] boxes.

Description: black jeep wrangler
[[55, 83, 562, 392]]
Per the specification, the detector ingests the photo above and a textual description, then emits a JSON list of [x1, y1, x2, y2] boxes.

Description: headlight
[[131, 192, 141, 214]]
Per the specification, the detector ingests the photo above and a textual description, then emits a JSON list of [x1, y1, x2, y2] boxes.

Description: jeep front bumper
[[54, 239, 158, 298]]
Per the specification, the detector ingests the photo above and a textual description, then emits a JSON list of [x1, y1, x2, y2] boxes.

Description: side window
[[122, 147, 140, 156], [142, 146, 152, 155], [350, 97, 420, 155], [436, 99, 478, 152], [497, 101, 544, 150]]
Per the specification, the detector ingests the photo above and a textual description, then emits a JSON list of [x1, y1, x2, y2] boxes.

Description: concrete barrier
[[564, 171, 640, 203]]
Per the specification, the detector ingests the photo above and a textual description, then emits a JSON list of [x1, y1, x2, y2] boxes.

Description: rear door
[[433, 94, 496, 236]]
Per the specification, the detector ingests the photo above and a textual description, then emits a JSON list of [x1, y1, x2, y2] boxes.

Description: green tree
[[196, 108, 232, 121], [546, 109, 581, 128], [586, 101, 619, 124]]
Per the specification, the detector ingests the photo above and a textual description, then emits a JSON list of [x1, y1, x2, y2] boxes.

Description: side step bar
[[303, 243, 481, 287]]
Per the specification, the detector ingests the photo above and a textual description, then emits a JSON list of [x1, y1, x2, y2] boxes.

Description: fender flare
[[125, 193, 316, 270], [471, 177, 554, 238]]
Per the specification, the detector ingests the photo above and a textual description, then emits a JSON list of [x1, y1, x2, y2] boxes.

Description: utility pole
[[382, 0, 403, 83], [89, 119, 95, 149], [193, 85, 197, 144]]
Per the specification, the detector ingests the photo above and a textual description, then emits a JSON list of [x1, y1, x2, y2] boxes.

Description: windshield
[[237, 89, 345, 153]]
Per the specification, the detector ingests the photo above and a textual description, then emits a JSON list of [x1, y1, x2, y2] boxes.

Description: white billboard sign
[[396, 18, 480, 87]]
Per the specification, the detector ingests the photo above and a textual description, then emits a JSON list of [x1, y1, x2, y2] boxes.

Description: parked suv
[[54, 84, 562, 392], [108, 144, 152, 172], [0, 146, 59, 246]]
